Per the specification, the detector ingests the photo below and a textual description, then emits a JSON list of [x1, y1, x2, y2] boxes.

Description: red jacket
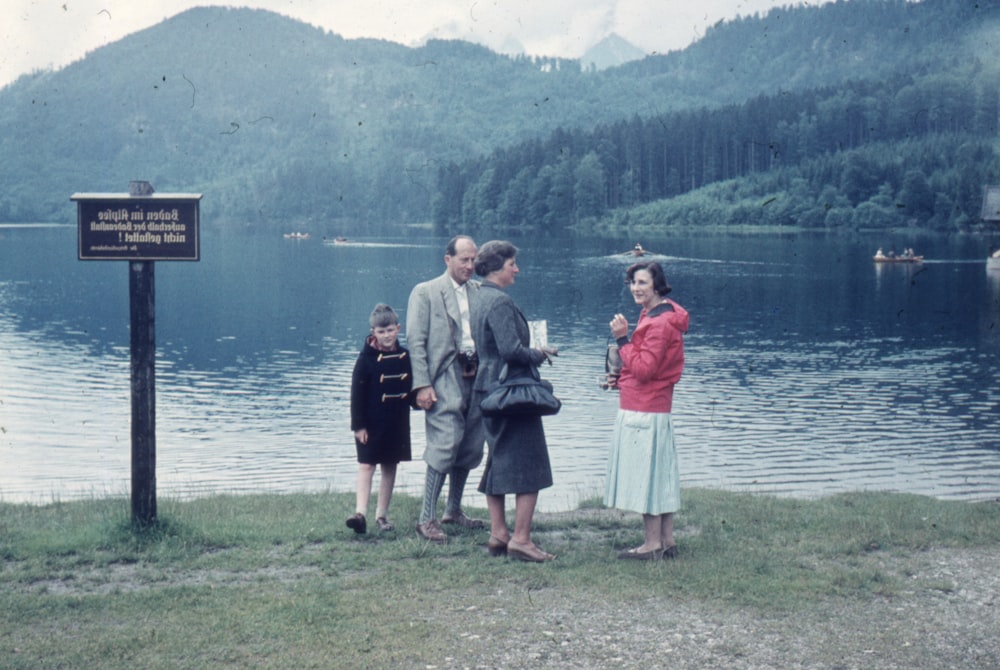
[[616, 298, 688, 413]]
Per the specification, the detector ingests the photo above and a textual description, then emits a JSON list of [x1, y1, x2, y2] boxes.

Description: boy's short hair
[[369, 303, 399, 329]]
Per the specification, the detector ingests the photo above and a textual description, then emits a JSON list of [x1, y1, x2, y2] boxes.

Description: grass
[[2, 489, 998, 668]]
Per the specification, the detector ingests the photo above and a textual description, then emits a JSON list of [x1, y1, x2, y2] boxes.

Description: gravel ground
[[12, 522, 998, 668], [427, 546, 999, 670]]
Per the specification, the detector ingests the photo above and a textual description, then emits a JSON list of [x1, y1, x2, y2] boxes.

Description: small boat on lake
[[873, 247, 923, 263], [624, 243, 652, 257]]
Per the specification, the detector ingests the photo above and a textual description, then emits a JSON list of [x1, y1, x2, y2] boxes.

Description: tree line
[[433, 66, 1000, 235]]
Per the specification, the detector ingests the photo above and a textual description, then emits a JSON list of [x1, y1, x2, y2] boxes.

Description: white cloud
[[0, 0, 831, 89]]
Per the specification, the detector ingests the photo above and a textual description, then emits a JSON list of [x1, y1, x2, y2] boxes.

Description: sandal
[[376, 516, 394, 532], [487, 535, 509, 557]]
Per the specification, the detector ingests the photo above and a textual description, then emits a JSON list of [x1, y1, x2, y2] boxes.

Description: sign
[[72, 192, 202, 261], [70, 183, 202, 526]]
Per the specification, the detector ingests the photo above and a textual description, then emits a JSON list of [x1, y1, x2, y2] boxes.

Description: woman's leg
[[376, 463, 397, 519], [507, 492, 554, 561], [660, 512, 675, 548], [638, 514, 664, 553], [511, 492, 539, 546], [486, 494, 509, 541]]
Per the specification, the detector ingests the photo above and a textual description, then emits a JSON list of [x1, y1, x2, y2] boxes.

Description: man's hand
[[415, 386, 437, 410]]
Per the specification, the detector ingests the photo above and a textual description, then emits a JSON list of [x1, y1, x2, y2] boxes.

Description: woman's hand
[[354, 428, 368, 444], [610, 313, 628, 339], [538, 345, 559, 365]]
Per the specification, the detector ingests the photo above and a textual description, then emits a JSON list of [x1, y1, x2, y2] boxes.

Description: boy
[[347, 303, 413, 533]]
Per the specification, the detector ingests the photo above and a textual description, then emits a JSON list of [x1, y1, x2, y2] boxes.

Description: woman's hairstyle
[[626, 261, 672, 296], [474, 240, 519, 276], [369, 303, 399, 328]]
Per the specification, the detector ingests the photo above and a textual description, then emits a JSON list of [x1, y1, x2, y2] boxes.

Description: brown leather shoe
[[441, 510, 486, 529], [415, 519, 447, 543], [507, 539, 555, 562]]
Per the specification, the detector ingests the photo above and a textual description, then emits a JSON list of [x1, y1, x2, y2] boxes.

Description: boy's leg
[[375, 462, 397, 519], [355, 463, 375, 515], [347, 463, 375, 534]]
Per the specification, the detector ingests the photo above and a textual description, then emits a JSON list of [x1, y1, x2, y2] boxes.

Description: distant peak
[[581, 33, 646, 71]]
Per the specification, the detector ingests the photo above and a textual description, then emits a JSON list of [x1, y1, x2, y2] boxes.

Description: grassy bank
[[2, 489, 998, 669]]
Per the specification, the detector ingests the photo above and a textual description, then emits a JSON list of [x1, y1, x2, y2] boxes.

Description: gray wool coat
[[470, 281, 553, 495]]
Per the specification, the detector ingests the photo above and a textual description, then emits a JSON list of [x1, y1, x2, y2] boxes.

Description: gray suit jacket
[[406, 271, 481, 392]]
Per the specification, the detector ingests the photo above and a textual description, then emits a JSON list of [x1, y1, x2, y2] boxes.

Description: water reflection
[[1, 226, 999, 511]]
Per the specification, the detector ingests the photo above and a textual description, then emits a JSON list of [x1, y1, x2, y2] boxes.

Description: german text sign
[[72, 193, 202, 261]]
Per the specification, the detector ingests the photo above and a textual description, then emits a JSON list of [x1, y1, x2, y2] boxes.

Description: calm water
[[2, 224, 1000, 512]]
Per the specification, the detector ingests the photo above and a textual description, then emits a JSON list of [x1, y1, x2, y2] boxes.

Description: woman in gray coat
[[471, 240, 558, 562]]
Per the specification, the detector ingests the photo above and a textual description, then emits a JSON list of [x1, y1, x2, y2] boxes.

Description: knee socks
[[445, 467, 470, 517], [420, 466, 447, 524]]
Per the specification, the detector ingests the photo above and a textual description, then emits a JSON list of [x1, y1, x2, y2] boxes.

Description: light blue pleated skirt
[[604, 409, 681, 515]]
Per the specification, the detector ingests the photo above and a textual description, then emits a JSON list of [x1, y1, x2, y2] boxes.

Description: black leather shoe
[[346, 513, 366, 534]]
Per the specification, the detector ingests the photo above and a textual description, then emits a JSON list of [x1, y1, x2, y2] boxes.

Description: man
[[406, 235, 486, 542]]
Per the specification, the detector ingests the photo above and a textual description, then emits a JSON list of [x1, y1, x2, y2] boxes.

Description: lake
[[2, 224, 999, 512]]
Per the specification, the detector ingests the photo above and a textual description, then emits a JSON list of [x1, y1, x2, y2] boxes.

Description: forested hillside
[[0, 0, 997, 235], [435, 0, 1000, 235], [438, 67, 999, 235]]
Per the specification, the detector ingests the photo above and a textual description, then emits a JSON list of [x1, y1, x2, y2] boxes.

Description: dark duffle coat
[[350, 338, 413, 465]]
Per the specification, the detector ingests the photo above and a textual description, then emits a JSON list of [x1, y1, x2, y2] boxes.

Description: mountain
[[0, 1, 997, 233], [581, 33, 646, 71]]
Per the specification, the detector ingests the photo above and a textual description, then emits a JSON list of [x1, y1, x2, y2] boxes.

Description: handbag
[[480, 363, 561, 417], [600, 338, 622, 391]]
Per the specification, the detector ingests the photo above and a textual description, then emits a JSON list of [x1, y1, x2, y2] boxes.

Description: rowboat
[[873, 254, 923, 263], [873, 247, 922, 263]]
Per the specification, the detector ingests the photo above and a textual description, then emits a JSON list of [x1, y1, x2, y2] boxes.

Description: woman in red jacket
[[606, 261, 689, 560]]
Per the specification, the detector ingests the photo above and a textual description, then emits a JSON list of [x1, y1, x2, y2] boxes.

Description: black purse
[[480, 363, 561, 417]]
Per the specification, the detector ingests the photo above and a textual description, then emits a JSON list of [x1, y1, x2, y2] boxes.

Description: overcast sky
[[1, 0, 828, 89]]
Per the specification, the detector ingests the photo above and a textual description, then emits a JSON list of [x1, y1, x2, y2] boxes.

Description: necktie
[[456, 284, 474, 351]]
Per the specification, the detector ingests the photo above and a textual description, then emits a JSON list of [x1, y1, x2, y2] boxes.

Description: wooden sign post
[[71, 182, 201, 527]]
